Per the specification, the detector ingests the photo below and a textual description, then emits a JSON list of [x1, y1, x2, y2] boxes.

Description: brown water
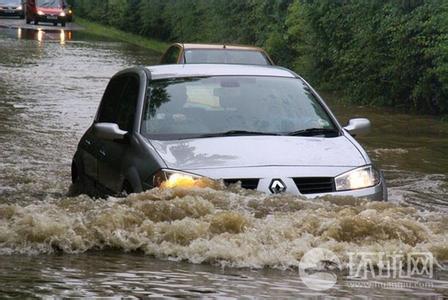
[[0, 22, 447, 298]]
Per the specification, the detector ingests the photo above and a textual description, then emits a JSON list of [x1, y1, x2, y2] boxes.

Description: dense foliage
[[72, 0, 448, 115]]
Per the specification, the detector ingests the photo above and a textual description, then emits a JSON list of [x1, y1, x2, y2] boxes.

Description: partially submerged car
[[0, 0, 24, 18], [72, 64, 387, 201], [25, 0, 70, 26], [160, 43, 275, 65]]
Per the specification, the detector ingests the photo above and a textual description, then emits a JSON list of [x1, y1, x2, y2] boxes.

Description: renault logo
[[269, 179, 286, 194]]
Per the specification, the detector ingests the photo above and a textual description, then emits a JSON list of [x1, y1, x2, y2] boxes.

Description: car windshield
[[142, 76, 337, 140], [0, 0, 21, 5], [37, 0, 62, 8], [185, 50, 270, 65]]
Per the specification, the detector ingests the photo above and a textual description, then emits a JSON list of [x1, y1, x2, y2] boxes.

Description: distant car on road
[[160, 43, 275, 65], [0, 0, 24, 18], [25, 0, 70, 27], [72, 64, 387, 201]]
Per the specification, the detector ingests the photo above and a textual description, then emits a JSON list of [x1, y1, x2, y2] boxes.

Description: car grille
[[223, 178, 259, 190], [293, 177, 335, 194]]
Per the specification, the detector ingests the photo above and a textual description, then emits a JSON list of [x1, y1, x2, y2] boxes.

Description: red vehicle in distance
[[25, 0, 71, 27]]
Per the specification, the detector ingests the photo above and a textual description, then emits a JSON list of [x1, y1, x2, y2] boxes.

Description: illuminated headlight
[[16, 5, 22, 10], [335, 165, 380, 191], [37, 10, 44, 15], [59, 11, 66, 17], [152, 169, 203, 189]]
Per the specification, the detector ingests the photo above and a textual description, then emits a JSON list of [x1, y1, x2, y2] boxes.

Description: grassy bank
[[75, 17, 168, 53]]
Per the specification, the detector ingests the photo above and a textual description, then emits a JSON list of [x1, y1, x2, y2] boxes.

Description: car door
[[79, 127, 99, 182], [96, 74, 140, 193], [82, 75, 127, 187], [78, 75, 126, 184]]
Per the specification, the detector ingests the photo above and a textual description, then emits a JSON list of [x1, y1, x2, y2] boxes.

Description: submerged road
[[0, 18, 447, 298]]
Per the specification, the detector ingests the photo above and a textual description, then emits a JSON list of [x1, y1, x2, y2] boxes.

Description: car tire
[[61, 21, 66, 27], [26, 18, 30, 24], [34, 19, 38, 25]]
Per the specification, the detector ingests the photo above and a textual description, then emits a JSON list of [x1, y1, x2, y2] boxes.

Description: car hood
[[149, 136, 367, 170]]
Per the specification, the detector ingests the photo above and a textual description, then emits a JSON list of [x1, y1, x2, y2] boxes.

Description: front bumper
[[36, 15, 67, 23], [0, 9, 24, 16], [256, 177, 387, 201], [191, 166, 388, 201]]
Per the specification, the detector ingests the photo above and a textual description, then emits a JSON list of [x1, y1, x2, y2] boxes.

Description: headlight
[[335, 165, 380, 191], [152, 169, 203, 189], [59, 11, 66, 17], [16, 5, 22, 10], [37, 10, 44, 15]]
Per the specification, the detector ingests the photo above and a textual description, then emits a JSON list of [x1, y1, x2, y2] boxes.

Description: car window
[[97, 75, 139, 131], [116, 77, 139, 131], [0, 0, 21, 5], [184, 50, 270, 65], [161, 46, 180, 64], [37, 0, 62, 8], [142, 76, 336, 139]]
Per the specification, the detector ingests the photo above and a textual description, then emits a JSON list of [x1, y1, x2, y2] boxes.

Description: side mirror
[[344, 118, 371, 136], [94, 123, 127, 141]]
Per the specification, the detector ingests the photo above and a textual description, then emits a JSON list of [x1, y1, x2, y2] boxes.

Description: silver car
[[0, 0, 24, 18], [71, 64, 387, 200]]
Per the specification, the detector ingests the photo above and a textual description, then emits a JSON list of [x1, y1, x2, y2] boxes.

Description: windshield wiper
[[288, 128, 340, 137], [198, 130, 281, 138]]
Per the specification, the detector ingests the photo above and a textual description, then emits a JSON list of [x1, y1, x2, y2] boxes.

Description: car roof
[[174, 43, 267, 52], [145, 64, 297, 80]]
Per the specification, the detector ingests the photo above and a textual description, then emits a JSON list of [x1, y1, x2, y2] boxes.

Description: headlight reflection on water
[[32, 29, 71, 45], [60, 30, 65, 45], [37, 29, 43, 43]]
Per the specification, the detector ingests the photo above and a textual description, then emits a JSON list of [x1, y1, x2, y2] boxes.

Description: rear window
[[184, 49, 271, 65]]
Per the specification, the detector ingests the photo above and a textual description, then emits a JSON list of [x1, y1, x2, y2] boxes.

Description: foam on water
[[0, 186, 446, 270]]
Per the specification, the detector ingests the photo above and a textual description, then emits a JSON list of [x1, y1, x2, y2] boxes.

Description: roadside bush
[[286, 0, 448, 114]]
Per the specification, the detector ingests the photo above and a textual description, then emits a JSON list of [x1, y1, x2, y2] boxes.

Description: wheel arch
[[122, 166, 143, 194], [71, 151, 83, 184]]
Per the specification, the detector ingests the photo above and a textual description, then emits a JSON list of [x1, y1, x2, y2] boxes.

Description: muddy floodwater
[[0, 22, 447, 298]]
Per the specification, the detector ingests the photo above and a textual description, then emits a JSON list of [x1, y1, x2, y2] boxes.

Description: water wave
[[0, 186, 447, 270]]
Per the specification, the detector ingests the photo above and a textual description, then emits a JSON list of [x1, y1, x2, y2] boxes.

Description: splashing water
[[1, 186, 447, 270]]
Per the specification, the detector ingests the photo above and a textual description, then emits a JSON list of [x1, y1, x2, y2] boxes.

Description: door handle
[[99, 149, 106, 157]]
